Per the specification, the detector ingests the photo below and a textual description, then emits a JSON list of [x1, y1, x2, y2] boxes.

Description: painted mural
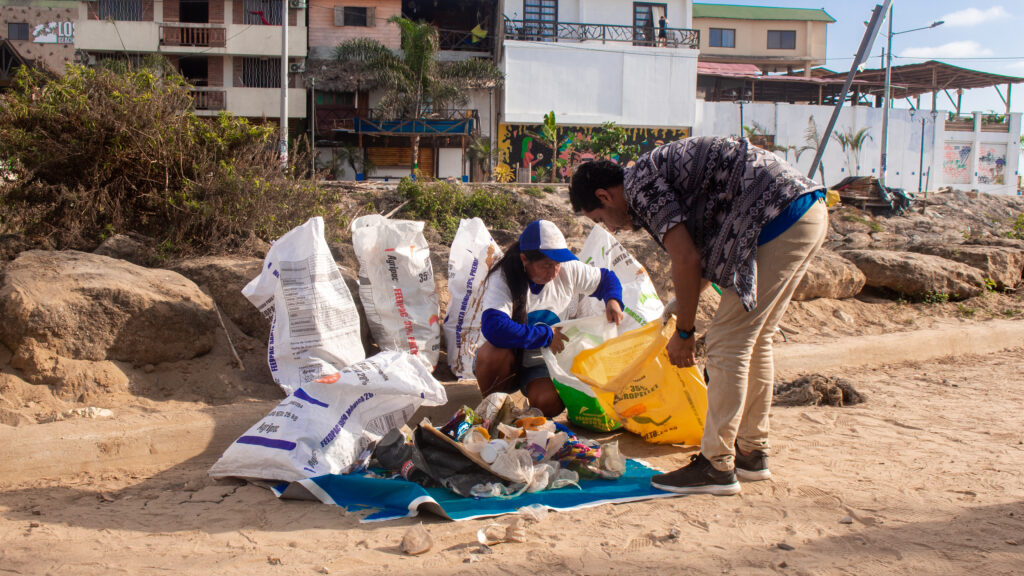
[[943, 142, 972, 185], [976, 144, 1006, 185], [496, 123, 691, 182]]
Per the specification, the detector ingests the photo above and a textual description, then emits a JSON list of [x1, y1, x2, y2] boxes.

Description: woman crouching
[[474, 220, 624, 417]]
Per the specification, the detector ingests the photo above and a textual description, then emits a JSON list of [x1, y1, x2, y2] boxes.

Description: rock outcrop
[[840, 249, 986, 299], [792, 250, 866, 301]]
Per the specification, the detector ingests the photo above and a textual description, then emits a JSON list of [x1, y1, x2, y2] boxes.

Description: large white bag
[[351, 215, 441, 370], [572, 225, 664, 335], [444, 218, 504, 380], [209, 351, 447, 483], [242, 216, 364, 395]]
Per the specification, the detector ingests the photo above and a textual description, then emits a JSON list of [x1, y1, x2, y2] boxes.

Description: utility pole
[[280, 0, 289, 167], [879, 3, 892, 187], [310, 76, 316, 179]]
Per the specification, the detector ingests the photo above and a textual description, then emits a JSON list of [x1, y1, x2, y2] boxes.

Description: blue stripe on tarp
[[274, 459, 675, 522], [237, 436, 297, 451], [294, 388, 329, 408]]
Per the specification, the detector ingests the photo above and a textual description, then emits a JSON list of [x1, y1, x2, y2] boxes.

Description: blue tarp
[[353, 118, 475, 135], [273, 459, 675, 522]]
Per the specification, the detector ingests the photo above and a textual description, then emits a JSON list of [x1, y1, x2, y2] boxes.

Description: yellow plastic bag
[[571, 318, 707, 445]]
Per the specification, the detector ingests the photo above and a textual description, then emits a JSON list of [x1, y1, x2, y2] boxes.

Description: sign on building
[[33, 22, 75, 44]]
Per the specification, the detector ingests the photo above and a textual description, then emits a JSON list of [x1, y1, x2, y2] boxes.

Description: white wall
[[503, 40, 697, 127], [695, 101, 1022, 195]]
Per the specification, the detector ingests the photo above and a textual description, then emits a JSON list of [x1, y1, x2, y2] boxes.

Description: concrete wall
[[228, 87, 306, 118], [503, 40, 698, 127], [0, 3, 77, 73], [694, 101, 1022, 195]]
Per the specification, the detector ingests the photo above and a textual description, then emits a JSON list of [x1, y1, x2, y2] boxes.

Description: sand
[[1, 342, 1021, 575]]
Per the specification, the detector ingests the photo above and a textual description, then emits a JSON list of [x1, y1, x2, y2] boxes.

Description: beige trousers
[[702, 200, 828, 471]]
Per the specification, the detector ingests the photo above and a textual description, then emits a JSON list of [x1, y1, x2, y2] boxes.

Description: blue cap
[[519, 220, 576, 262]]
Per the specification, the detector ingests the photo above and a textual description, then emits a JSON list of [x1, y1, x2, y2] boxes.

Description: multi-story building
[[498, 0, 700, 180], [692, 3, 833, 77], [0, 0, 78, 90], [75, 0, 307, 124], [1, 1, 307, 127], [307, 0, 497, 180]]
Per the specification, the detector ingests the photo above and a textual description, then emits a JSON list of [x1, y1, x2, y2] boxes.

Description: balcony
[[161, 24, 227, 48], [191, 88, 226, 112], [503, 19, 699, 49], [316, 106, 358, 137], [437, 28, 493, 53], [354, 109, 479, 135]]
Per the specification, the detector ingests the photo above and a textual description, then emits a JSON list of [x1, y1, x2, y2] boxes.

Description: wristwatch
[[676, 326, 696, 340]]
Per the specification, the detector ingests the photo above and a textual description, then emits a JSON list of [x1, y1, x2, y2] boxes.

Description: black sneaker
[[650, 453, 741, 495], [734, 443, 771, 481]]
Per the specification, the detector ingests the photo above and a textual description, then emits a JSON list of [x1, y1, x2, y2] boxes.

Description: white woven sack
[[242, 216, 364, 394], [444, 218, 504, 379], [351, 214, 441, 370]]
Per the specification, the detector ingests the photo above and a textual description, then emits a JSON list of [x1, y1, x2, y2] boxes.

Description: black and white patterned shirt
[[624, 136, 823, 311]]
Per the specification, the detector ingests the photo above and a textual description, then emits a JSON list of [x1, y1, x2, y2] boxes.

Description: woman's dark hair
[[569, 160, 624, 213], [487, 244, 547, 324]]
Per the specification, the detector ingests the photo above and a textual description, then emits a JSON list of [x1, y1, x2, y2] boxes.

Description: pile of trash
[[209, 212, 705, 498], [373, 392, 625, 498]]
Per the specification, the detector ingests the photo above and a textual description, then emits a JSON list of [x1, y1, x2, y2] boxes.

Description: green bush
[[0, 61, 333, 255], [398, 178, 517, 243]]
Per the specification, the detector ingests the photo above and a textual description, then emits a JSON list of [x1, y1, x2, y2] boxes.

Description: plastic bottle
[[373, 429, 434, 487]]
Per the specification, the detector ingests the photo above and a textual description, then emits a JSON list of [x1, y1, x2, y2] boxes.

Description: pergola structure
[[0, 39, 29, 91], [698, 60, 1024, 115]]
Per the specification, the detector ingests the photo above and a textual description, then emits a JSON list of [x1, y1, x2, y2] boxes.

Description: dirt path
[[1, 345, 1022, 575]]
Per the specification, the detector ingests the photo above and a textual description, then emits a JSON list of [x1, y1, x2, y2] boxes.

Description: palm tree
[[792, 116, 827, 183], [466, 136, 491, 180], [831, 127, 873, 176], [334, 17, 503, 177]]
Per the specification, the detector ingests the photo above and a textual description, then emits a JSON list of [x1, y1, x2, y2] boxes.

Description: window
[[708, 27, 734, 48], [767, 30, 796, 50], [243, 0, 282, 26], [524, 0, 557, 41], [316, 91, 355, 107], [8, 23, 29, 41], [98, 0, 144, 21], [242, 57, 281, 88], [632, 3, 666, 46]]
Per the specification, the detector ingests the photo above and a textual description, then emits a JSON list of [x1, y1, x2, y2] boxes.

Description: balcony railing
[[191, 88, 226, 111], [355, 108, 479, 135], [161, 24, 227, 48], [503, 19, 699, 49], [317, 106, 358, 136], [437, 28, 493, 52]]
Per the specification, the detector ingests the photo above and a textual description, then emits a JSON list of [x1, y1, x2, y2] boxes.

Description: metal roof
[[826, 60, 1024, 100], [692, 3, 835, 23]]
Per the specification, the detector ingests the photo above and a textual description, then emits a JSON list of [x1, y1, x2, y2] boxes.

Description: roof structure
[[692, 3, 835, 23], [697, 60, 1024, 110], [0, 39, 29, 90]]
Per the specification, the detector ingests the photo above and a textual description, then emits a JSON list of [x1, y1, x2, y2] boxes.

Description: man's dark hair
[[569, 160, 624, 213]]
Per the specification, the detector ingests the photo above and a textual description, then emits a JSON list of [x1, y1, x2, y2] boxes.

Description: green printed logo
[[632, 414, 672, 426]]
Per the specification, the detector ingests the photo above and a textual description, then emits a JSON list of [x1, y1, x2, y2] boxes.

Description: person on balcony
[[569, 137, 827, 495], [658, 15, 668, 47], [474, 220, 624, 418]]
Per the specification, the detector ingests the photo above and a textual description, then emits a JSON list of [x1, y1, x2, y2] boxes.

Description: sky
[[696, 0, 1024, 115]]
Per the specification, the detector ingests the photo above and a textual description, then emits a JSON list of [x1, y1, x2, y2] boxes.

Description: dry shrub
[[0, 59, 340, 256]]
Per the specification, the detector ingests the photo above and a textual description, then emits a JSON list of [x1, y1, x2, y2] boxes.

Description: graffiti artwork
[[977, 145, 1006, 185], [943, 142, 972, 185], [497, 123, 691, 182]]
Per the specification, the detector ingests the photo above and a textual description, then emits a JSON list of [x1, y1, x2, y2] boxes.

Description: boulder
[[792, 250, 866, 301], [171, 256, 268, 340], [965, 236, 1024, 250], [907, 243, 1024, 290], [93, 234, 158, 267], [840, 249, 986, 300], [843, 232, 873, 250], [0, 250, 218, 365]]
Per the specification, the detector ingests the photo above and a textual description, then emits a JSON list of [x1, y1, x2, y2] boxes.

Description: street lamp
[[879, 6, 943, 187]]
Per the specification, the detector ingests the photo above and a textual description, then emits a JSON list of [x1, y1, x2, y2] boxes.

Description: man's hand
[[549, 326, 570, 354], [605, 299, 624, 325], [666, 333, 697, 367]]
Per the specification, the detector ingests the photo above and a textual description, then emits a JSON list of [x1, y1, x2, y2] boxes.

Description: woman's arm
[[481, 309, 553, 350]]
